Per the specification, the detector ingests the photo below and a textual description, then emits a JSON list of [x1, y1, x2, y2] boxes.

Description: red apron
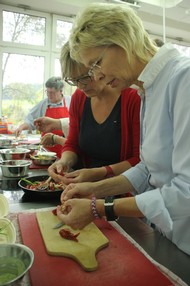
[[42, 98, 69, 158]]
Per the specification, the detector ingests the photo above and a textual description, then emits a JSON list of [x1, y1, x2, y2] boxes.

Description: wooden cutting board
[[36, 211, 109, 271], [18, 213, 174, 286]]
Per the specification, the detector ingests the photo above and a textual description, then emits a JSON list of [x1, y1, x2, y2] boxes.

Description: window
[[0, 5, 73, 130], [2, 53, 44, 126], [56, 20, 72, 49], [3, 10, 46, 46]]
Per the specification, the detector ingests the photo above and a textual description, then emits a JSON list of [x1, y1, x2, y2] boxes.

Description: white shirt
[[60, 118, 69, 137], [25, 95, 71, 129], [123, 43, 190, 255]]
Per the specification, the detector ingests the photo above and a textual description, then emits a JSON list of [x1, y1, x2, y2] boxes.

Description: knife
[[53, 221, 65, 229]]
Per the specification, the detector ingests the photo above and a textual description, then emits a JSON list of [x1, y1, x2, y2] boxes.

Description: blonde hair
[[69, 3, 157, 64], [60, 41, 87, 79]]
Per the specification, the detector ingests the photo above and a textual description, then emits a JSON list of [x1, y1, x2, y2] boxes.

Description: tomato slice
[[59, 229, 80, 242]]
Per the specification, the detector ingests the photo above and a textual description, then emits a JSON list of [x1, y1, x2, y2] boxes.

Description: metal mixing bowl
[[0, 148, 30, 160], [0, 243, 34, 286], [0, 160, 31, 178], [0, 138, 13, 148], [31, 155, 56, 166], [19, 144, 39, 157]]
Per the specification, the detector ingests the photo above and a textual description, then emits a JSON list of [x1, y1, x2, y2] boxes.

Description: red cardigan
[[62, 88, 140, 167]]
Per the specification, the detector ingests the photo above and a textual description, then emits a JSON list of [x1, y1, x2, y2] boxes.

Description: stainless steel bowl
[[0, 243, 34, 286], [0, 148, 30, 160], [0, 138, 13, 148], [18, 144, 39, 157], [31, 155, 56, 166], [0, 160, 31, 177]]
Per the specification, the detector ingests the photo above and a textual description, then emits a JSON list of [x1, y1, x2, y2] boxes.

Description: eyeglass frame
[[88, 47, 108, 77], [45, 89, 61, 95], [64, 74, 92, 87]]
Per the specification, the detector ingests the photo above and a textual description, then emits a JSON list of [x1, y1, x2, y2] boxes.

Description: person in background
[[15, 76, 71, 157], [154, 38, 164, 47], [48, 41, 140, 184], [55, 3, 190, 255]]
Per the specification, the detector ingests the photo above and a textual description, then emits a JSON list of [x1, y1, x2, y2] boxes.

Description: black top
[[79, 97, 121, 167]]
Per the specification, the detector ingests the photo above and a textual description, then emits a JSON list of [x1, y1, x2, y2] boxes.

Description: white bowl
[[0, 218, 16, 244], [0, 194, 9, 218], [37, 151, 57, 157]]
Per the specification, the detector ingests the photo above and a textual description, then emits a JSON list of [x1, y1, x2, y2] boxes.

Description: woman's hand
[[63, 167, 106, 184], [41, 133, 54, 146], [48, 160, 70, 183], [34, 117, 61, 133], [60, 182, 94, 202], [56, 198, 93, 229]]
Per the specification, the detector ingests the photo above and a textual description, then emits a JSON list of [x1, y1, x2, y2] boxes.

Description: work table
[[0, 169, 190, 285]]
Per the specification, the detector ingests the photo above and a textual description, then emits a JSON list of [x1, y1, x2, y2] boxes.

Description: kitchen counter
[[1, 169, 190, 285]]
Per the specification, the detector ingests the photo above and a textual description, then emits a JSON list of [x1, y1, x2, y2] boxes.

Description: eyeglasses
[[65, 74, 92, 87], [45, 89, 59, 96], [88, 47, 108, 77], [88, 60, 101, 77]]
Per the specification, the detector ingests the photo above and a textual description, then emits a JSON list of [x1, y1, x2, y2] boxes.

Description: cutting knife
[[53, 221, 65, 229]]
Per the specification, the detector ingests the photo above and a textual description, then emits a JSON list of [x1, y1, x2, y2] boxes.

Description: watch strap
[[104, 196, 118, 221]]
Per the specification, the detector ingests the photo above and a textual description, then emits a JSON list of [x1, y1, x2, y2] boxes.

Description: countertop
[[1, 169, 190, 285]]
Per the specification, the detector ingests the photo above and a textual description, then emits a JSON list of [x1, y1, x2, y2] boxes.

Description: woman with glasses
[[15, 76, 71, 157], [56, 3, 190, 255], [48, 42, 140, 184]]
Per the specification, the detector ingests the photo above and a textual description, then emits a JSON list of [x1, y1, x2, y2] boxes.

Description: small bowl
[[37, 151, 57, 157], [0, 243, 34, 286], [19, 144, 39, 157], [31, 155, 56, 166], [0, 148, 30, 160], [0, 138, 13, 148], [0, 194, 9, 218], [0, 160, 31, 178], [0, 218, 16, 244]]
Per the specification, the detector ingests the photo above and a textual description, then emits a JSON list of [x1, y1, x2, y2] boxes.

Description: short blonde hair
[[69, 3, 157, 64], [60, 41, 87, 79]]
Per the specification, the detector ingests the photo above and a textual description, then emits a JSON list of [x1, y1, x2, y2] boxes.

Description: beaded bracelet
[[91, 196, 100, 219]]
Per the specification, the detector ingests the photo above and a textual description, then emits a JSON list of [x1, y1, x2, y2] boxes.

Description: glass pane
[[2, 53, 44, 129], [54, 58, 76, 96], [56, 20, 72, 48], [3, 10, 46, 46], [54, 58, 62, 76]]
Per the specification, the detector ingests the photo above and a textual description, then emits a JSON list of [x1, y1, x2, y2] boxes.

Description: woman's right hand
[[48, 159, 70, 183], [41, 133, 53, 146]]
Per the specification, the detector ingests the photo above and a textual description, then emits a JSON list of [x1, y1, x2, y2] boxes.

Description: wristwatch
[[104, 196, 118, 221]]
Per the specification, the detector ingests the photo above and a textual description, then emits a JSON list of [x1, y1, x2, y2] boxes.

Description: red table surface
[[18, 213, 173, 286]]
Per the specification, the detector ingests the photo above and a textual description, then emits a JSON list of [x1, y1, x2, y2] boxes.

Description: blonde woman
[[56, 3, 190, 256]]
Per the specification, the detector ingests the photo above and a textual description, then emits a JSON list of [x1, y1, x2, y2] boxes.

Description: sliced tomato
[[59, 228, 80, 242]]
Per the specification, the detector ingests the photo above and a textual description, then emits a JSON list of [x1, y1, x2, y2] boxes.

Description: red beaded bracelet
[[91, 196, 100, 219], [105, 165, 115, 178]]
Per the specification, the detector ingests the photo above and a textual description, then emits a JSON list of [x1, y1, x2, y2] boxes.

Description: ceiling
[[0, 0, 190, 45]]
